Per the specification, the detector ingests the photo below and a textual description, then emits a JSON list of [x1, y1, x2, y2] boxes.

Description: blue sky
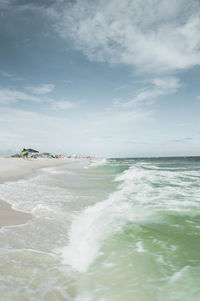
[[0, 0, 200, 157]]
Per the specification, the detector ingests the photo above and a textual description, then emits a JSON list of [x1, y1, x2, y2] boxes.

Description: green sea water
[[0, 157, 200, 300]]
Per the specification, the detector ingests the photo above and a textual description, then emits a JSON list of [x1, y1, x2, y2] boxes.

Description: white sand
[[0, 157, 82, 228], [0, 157, 79, 180]]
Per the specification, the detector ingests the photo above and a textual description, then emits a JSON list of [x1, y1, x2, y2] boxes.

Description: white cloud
[[0, 0, 12, 10], [50, 0, 200, 74], [0, 1, 198, 157], [115, 76, 181, 107], [0, 88, 41, 104], [0, 71, 24, 81], [25, 84, 55, 95], [0, 87, 74, 110], [1, 71, 12, 78], [50, 100, 74, 110]]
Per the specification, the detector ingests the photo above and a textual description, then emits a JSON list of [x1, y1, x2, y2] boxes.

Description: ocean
[[0, 157, 200, 301]]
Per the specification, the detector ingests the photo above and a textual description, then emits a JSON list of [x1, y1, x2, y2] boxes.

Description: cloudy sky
[[0, 0, 200, 157]]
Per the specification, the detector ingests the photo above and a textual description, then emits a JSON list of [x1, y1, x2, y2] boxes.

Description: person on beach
[[21, 148, 29, 159]]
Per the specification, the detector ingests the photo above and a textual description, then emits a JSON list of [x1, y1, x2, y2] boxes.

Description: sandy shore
[[0, 199, 32, 228], [0, 157, 82, 228], [0, 157, 80, 180]]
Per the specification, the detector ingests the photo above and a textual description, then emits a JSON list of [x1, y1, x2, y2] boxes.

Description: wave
[[60, 163, 152, 273], [88, 158, 108, 168], [60, 161, 200, 273], [60, 191, 133, 273]]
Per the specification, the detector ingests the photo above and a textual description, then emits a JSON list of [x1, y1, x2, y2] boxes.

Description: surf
[[60, 158, 200, 301]]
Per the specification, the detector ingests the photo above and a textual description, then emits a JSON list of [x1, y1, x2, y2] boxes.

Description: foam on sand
[[0, 156, 83, 228]]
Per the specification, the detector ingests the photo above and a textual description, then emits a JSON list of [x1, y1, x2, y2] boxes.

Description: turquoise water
[[0, 157, 200, 300]]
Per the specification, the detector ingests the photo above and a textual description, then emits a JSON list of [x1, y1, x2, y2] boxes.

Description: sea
[[0, 157, 200, 301]]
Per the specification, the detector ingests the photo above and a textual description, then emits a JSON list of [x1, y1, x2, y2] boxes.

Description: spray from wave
[[88, 158, 108, 168], [60, 163, 154, 273]]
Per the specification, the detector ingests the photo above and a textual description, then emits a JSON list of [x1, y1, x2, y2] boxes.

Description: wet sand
[[0, 199, 32, 228], [0, 157, 83, 228]]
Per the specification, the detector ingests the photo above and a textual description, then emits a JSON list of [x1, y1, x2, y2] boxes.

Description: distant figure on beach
[[21, 148, 29, 159]]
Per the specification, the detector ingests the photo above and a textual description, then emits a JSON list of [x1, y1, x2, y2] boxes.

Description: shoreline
[[0, 199, 32, 228], [0, 157, 82, 182], [0, 157, 84, 228]]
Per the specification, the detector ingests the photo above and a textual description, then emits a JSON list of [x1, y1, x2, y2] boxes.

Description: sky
[[0, 0, 200, 157]]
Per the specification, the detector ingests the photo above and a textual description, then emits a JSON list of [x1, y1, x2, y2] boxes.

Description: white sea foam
[[136, 241, 146, 253], [88, 158, 107, 167], [168, 266, 190, 283], [41, 167, 66, 174], [0, 169, 73, 216], [60, 164, 153, 273], [60, 193, 133, 273], [60, 161, 200, 274]]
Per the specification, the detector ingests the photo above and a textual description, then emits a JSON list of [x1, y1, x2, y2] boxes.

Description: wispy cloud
[[115, 76, 180, 107], [49, 0, 200, 74], [0, 71, 12, 78], [25, 84, 55, 95], [0, 87, 74, 111], [176, 122, 192, 127], [0, 0, 12, 10], [0, 71, 24, 81], [171, 137, 192, 143], [0, 88, 41, 104], [50, 100, 74, 110], [81, 106, 154, 141]]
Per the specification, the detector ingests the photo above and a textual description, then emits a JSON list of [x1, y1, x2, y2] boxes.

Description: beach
[[0, 157, 81, 228], [0, 157, 80, 180], [0, 199, 32, 228], [0, 157, 200, 300]]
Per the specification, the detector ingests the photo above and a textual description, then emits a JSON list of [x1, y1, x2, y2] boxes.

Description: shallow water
[[0, 157, 200, 300]]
